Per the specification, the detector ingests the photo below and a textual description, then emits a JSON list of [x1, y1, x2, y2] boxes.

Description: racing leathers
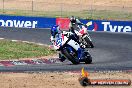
[[69, 18, 85, 48]]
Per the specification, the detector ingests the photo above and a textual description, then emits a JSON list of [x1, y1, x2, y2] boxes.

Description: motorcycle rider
[[50, 24, 82, 48], [50, 25, 61, 42], [50, 25, 67, 62], [50, 25, 86, 62], [69, 16, 87, 48], [50, 25, 77, 45], [69, 16, 88, 60], [69, 16, 84, 32]]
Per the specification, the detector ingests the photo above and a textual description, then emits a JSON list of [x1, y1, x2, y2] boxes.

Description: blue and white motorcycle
[[50, 25, 92, 64]]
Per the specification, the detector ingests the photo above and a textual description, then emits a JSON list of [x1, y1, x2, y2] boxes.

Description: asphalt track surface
[[0, 27, 132, 72]]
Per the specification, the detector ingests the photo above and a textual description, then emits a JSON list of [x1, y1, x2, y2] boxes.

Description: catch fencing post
[[60, 2, 63, 17], [90, 0, 94, 18], [3, 0, 4, 13], [32, 0, 34, 12]]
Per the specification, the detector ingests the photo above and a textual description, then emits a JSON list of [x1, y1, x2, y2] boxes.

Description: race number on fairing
[[56, 38, 62, 46]]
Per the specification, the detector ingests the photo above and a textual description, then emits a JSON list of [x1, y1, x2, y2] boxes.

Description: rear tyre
[[85, 56, 92, 64], [62, 48, 79, 64]]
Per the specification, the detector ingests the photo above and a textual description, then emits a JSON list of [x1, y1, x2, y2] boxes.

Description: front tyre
[[84, 36, 94, 48], [62, 48, 79, 64]]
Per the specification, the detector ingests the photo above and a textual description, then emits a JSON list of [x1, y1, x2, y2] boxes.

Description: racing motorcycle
[[50, 29, 92, 64], [73, 25, 94, 48]]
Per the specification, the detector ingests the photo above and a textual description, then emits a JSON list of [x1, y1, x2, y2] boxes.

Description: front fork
[[83, 34, 92, 42], [77, 48, 85, 60]]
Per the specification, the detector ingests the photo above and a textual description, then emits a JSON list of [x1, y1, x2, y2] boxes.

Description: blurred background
[[0, 0, 132, 20]]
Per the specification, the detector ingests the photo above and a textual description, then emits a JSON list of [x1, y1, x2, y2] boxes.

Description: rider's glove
[[84, 24, 88, 28]]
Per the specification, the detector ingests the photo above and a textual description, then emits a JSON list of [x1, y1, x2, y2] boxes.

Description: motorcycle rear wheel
[[84, 52, 92, 64], [85, 56, 92, 64]]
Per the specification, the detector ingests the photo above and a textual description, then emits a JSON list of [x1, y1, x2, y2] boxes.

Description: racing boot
[[59, 53, 66, 62]]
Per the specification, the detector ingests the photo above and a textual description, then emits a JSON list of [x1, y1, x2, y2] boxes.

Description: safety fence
[[0, 0, 132, 20]]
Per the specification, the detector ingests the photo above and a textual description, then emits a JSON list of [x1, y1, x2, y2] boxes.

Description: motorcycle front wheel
[[62, 47, 79, 64], [84, 36, 94, 48]]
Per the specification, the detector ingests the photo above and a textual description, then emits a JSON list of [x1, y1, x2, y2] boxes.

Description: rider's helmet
[[51, 25, 61, 37], [70, 16, 76, 24]]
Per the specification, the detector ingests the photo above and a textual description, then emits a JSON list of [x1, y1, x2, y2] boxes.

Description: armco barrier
[[0, 15, 132, 32], [0, 15, 56, 28]]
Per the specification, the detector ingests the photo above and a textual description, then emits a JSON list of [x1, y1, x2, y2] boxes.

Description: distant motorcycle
[[73, 25, 94, 48], [50, 29, 92, 64]]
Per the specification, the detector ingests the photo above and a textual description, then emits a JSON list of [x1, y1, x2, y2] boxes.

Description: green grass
[[0, 40, 56, 60], [0, 9, 132, 20]]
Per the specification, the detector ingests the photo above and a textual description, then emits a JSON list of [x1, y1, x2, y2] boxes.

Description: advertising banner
[[56, 18, 132, 32], [0, 15, 56, 29], [56, 18, 70, 30], [0, 15, 132, 32], [81, 19, 132, 32]]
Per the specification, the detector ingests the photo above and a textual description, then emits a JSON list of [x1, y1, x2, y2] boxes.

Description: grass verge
[[0, 9, 132, 21], [0, 39, 56, 60]]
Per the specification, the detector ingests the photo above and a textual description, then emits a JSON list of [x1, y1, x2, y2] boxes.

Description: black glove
[[84, 24, 88, 28]]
